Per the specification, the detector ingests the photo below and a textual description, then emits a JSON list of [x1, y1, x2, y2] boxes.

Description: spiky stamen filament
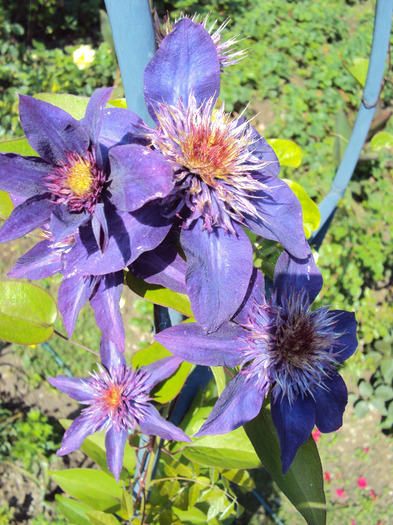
[[153, 11, 246, 69], [81, 365, 151, 433], [239, 292, 344, 405], [46, 150, 105, 213], [146, 94, 271, 232]]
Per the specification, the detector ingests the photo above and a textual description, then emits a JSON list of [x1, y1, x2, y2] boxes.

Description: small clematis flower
[[48, 336, 190, 481], [107, 18, 309, 333], [156, 251, 358, 473], [0, 87, 174, 268]]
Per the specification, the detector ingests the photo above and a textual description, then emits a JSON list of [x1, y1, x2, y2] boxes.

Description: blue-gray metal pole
[[310, 0, 393, 248]]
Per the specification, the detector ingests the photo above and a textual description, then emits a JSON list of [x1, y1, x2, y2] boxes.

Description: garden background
[[0, 0, 392, 523]]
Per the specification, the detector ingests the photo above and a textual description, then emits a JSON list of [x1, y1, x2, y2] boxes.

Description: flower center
[[65, 160, 94, 197], [104, 385, 123, 411], [46, 150, 105, 213]]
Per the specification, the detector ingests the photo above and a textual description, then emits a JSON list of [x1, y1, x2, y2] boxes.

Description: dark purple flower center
[[82, 364, 152, 433], [147, 94, 269, 233], [45, 150, 105, 213], [240, 292, 343, 404]]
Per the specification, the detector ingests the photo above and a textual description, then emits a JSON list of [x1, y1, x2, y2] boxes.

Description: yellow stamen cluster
[[105, 385, 123, 411], [66, 160, 94, 197]]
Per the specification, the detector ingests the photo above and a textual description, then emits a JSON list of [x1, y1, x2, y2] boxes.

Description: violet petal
[[48, 376, 92, 402], [57, 415, 94, 456], [0, 153, 52, 197], [314, 373, 348, 433], [8, 239, 62, 279], [138, 404, 191, 442], [105, 427, 128, 482], [233, 268, 266, 324], [142, 356, 183, 390], [50, 205, 88, 243], [99, 334, 126, 372], [58, 275, 96, 337], [329, 310, 358, 362]]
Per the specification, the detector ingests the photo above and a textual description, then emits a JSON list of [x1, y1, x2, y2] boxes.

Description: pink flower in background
[[335, 488, 346, 499], [312, 428, 322, 442], [363, 447, 370, 453], [324, 472, 331, 483], [369, 490, 377, 501], [357, 477, 367, 488], [350, 519, 356, 525]]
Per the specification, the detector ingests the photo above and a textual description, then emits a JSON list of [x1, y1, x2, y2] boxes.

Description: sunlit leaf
[[245, 406, 326, 525], [268, 139, 303, 168], [132, 341, 192, 404], [370, 131, 393, 151], [333, 109, 351, 168], [34, 93, 89, 119], [50, 469, 121, 512], [284, 179, 321, 238], [0, 190, 13, 220], [55, 495, 93, 525], [0, 280, 57, 344], [348, 57, 368, 88], [0, 137, 37, 156], [126, 272, 193, 318], [86, 510, 119, 525], [109, 98, 127, 109], [211, 367, 227, 396]]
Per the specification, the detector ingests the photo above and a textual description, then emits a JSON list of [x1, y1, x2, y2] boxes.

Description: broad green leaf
[[34, 93, 89, 120], [333, 109, 351, 168], [0, 280, 57, 344], [86, 510, 119, 525], [348, 57, 369, 87], [222, 469, 255, 489], [245, 407, 326, 525], [180, 406, 262, 469], [283, 179, 321, 238], [0, 137, 37, 156], [132, 341, 192, 404], [126, 272, 193, 318], [211, 367, 226, 396], [0, 190, 13, 220], [55, 495, 93, 525], [120, 490, 134, 520], [173, 506, 208, 524], [50, 468, 122, 512], [268, 139, 303, 168], [109, 98, 127, 109], [370, 131, 393, 151], [60, 419, 135, 476]]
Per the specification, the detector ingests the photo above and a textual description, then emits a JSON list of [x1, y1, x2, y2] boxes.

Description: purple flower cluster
[[0, 14, 358, 478]]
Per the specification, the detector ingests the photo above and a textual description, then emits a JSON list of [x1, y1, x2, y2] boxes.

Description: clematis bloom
[[156, 251, 358, 473], [49, 336, 190, 481]]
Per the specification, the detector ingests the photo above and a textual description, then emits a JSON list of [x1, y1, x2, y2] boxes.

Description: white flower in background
[[73, 45, 96, 70]]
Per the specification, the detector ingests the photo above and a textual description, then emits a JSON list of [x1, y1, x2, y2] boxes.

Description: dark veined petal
[[19, 95, 90, 165], [0, 153, 52, 197], [273, 250, 322, 307], [138, 404, 191, 442], [195, 374, 263, 436], [314, 372, 348, 433], [0, 194, 54, 243], [243, 177, 310, 260], [142, 356, 183, 390], [56, 415, 95, 456], [129, 237, 187, 295], [329, 310, 358, 362], [90, 271, 125, 353], [62, 203, 172, 277], [109, 144, 174, 212], [181, 219, 253, 333], [50, 205, 89, 243], [233, 267, 266, 324], [58, 275, 96, 338], [155, 322, 245, 368], [144, 18, 221, 123], [271, 395, 316, 474], [48, 376, 93, 402], [105, 427, 128, 482], [8, 239, 62, 279], [99, 334, 126, 372]]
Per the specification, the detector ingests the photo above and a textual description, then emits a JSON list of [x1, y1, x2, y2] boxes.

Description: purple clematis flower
[[0, 88, 174, 267], [48, 335, 190, 481], [155, 251, 358, 473], [106, 18, 310, 334]]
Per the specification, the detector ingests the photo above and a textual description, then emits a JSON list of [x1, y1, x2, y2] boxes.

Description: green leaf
[[375, 385, 393, 401], [126, 272, 193, 318], [283, 179, 321, 238], [33, 93, 89, 120], [55, 495, 93, 525], [222, 469, 255, 490], [0, 280, 57, 344], [381, 357, 393, 384], [50, 468, 122, 512], [211, 367, 227, 396], [99, 9, 116, 56], [333, 109, 351, 168], [358, 380, 373, 399], [354, 399, 369, 418], [132, 341, 192, 404], [0, 137, 37, 156], [173, 506, 208, 524], [348, 57, 369, 87], [180, 406, 262, 469], [370, 131, 393, 151], [86, 510, 119, 525], [0, 190, 13, 220], [120, 490, 134, 520], [60, 419, 135, 477], [109, 99, 127, 109], [245, 407, 326, 525], [268, 139, 303, 168]]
